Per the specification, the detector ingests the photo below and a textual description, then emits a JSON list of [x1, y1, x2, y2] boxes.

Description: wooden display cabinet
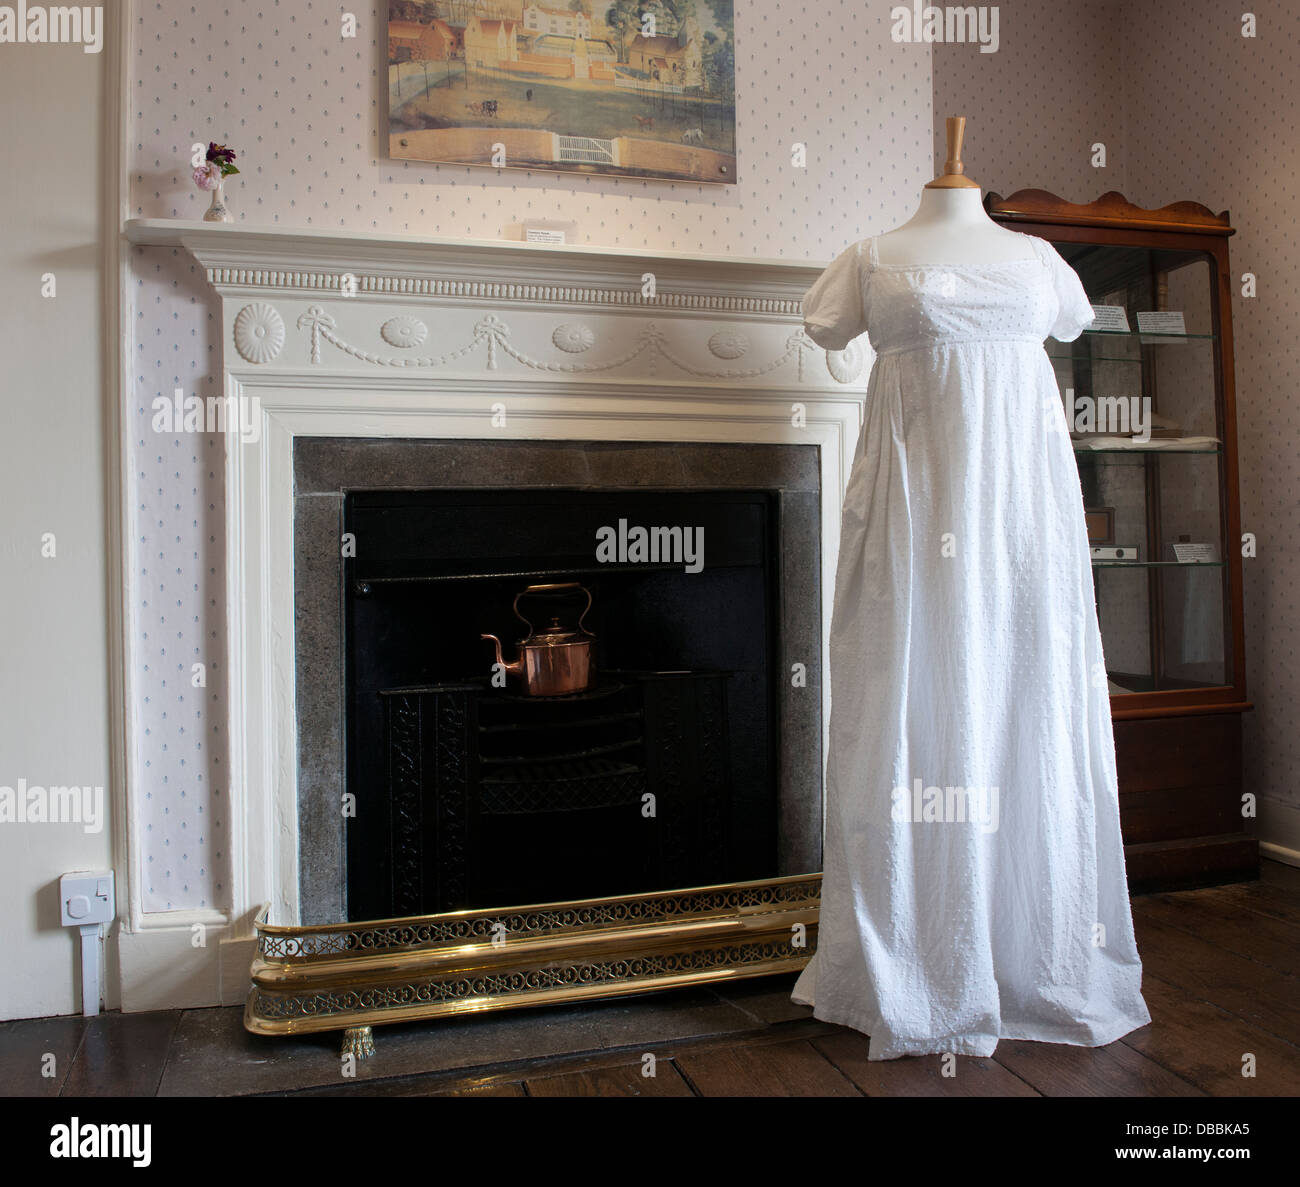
[[986, 189, 1257, 891]]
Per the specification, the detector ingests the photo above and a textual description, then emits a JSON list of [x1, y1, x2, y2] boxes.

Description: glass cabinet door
[[1045, 243, 1231, 695]]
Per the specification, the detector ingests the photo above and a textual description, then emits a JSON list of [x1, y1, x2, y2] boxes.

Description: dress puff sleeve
[[1045, 241, 1096, 342], [803, 240, 868, 351]]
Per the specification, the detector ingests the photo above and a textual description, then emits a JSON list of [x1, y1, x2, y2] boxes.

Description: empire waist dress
[[790, 232, 1151, 1060]]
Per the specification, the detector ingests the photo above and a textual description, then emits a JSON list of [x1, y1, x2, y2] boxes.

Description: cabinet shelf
[[1079, 329, 1216, 340], [1072, 444, 1222, 455], [1048, 331, 1216, 364], [1091, 560, 1226, 569]]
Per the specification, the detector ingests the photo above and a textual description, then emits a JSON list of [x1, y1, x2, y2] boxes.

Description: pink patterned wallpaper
[[932, 0, 1130, 202]]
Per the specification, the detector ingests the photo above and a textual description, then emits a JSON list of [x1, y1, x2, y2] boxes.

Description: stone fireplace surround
[[122, 220, 869, 994], [294, 436, 824, 923]]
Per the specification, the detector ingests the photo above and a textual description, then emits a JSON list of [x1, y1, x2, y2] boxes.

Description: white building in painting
[[523, 3, 591, 40]]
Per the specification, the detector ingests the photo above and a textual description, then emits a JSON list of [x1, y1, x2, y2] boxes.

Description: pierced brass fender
[[246, 873, 821, 1058]]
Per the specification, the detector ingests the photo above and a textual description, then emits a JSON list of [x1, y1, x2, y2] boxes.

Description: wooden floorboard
[[674, 1037, 862, 1097], [1130, 908, 1300, 1045], [1135, 889, 1300, 976], [991, 1036, 1203, 1097], [812, 1030, 1040, 1097], [525, 1059, 696, 1097], [435, 1081, 528, 1098], [1259, 859, 1300, 891], [1120, 975, 1300, 1096], [1202, 880, 1300, 928]]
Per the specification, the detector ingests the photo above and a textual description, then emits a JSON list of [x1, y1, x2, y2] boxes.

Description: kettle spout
[[480, 634, 520, 678]]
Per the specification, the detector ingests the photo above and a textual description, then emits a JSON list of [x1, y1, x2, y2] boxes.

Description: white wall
[[0, 40, 115, 1018]]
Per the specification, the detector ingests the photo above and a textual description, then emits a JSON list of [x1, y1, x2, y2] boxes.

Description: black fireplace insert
[[343, 488, 781, 920]]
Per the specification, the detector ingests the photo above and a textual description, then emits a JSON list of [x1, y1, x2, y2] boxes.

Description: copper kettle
[[481, 582, 595, 696]]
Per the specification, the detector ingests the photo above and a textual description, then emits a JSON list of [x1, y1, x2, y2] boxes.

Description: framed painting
[[387, 0, 737, 183]]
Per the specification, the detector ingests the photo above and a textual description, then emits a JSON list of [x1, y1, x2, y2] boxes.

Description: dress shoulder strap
[[865, 236, 880, 269]]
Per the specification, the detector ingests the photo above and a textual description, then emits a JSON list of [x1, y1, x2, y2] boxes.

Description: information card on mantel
[[1137, 310, 1188, 343], [1089, 305, 1130, 333]]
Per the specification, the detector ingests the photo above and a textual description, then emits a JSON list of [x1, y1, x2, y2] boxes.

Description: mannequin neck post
[[910, 186, 995, 229]]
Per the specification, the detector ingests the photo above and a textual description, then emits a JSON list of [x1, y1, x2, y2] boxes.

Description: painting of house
[[626, 33, 700, 85], [464, 16, 521, 67], [387, 0, 737, 184], [388, 18, 461, 62]]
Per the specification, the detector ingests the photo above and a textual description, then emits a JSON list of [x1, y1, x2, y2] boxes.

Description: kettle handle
[[512, 582, 594, 637]]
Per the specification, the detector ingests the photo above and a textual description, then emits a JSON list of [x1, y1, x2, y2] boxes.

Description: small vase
[[203, 178, 233, 223]]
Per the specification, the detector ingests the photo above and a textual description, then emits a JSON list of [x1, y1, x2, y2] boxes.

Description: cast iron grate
[[479, 757, 648, 815]]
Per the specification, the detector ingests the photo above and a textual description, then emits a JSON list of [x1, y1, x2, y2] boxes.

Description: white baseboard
[[1257, 797, 1300, 869], [1260, 842, 1300, 868], [117, 923, 256, 1011]]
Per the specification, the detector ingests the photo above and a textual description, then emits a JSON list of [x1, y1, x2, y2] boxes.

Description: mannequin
[[873, 116, 1035, 267], [794, 114, 1150, 1061]]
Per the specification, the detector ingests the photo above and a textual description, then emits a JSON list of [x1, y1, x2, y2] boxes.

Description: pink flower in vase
[[193, 163, 220, 191]]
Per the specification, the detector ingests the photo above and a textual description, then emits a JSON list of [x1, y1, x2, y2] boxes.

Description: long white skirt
[[791, 339, 1151, 1060]]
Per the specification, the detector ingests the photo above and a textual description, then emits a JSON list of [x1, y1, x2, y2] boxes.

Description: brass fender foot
[[341, 1026, 375, 1061]]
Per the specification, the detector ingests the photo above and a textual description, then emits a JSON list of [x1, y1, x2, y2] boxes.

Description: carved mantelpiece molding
[[126, 219, 867, 388]]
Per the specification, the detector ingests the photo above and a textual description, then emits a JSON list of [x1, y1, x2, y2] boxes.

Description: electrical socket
[[59, 871, 115, 927]]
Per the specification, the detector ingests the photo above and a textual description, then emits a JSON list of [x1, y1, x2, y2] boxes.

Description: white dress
[[791, 233, 1151, 1060]]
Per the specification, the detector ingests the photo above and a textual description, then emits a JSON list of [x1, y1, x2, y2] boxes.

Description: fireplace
[[294, 438, 824, 923], [124, 218, 867, 1027]]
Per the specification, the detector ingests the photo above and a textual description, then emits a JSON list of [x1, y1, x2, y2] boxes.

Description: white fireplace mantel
[[124, 219, 875, 388], [125, 217, 831, 308], [120, 218, 869, 999]]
